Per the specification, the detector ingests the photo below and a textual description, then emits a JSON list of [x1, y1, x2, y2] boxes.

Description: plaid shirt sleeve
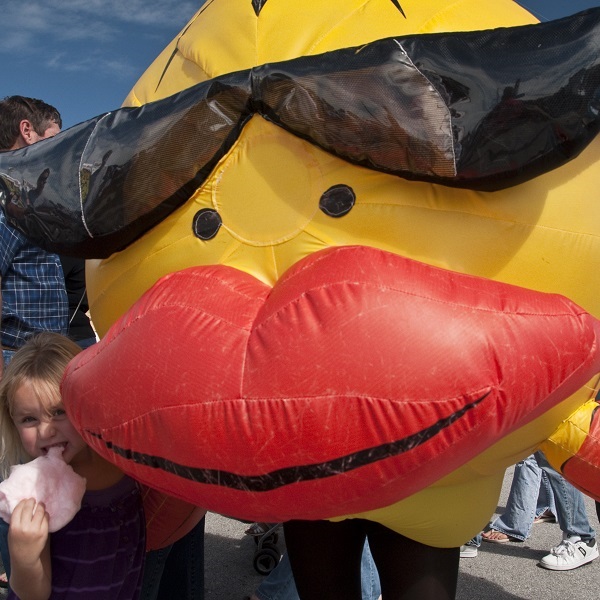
[[0, 211, 68, 348]]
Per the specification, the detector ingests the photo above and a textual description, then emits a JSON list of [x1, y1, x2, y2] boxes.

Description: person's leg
[[156, 516, 206, 600], [535, 451, 595, 541], [535, 451, 598, 570], [2, 350, 15, 369], [596, 501, 600, 523], [254, 552, 298, 600], [535, 469, 556, 520], [485, 454, 541, 541], [365, 521, 459, 600], [140, 544, 172, 600], [459, 533, 481, 557], [284, 520, 365, 600], [359, 539, 381, 600], [254, 535, 379, 600]]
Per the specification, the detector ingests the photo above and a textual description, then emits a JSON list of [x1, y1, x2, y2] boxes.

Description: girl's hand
[[8, 499, 51, 600], [8, 498, 49, 568]]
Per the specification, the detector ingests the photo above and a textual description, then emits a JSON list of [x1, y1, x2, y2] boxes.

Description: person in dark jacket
[[59, 256, 97, 349]]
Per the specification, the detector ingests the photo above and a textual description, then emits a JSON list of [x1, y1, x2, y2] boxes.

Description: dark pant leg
[[157, 516, 206, 600], [140, 544, 172, 600], [140, 516, 206, 600], [365, 521, 459, 600], [283, 520, 365, 600], [284, 519, 458, 600]]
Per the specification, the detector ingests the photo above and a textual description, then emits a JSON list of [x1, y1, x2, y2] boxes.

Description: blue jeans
[[2, 349, 15, 369], [489, 454, 556, 541], [534, 451, 595, 542], [140, 516, 205, 600], [255, 539, 380, 600]]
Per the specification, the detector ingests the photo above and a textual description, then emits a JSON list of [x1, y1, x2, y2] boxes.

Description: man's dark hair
[[0, 95, 62, 150]]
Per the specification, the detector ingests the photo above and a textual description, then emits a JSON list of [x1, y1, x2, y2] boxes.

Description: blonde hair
[[0, 332, 81, 478]]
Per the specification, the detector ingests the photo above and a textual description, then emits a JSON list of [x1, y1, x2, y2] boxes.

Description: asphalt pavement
[[203, 465, 599, 600]]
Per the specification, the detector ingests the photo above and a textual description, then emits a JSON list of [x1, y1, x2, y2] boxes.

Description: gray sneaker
[[539, 537, 598, 571], [460, 544, 478, 558]]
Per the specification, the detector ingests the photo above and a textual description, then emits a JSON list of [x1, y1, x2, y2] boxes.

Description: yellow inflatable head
[[1, 0, 600, 547], [92, 0, 599, 328]]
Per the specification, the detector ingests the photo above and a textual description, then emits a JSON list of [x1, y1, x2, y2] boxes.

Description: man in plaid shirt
[[0, 96, 68, 376]]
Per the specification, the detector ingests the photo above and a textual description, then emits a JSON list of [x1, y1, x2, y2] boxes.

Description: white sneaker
[[460, 544, 478, 558], [539, 537, 598, 571]]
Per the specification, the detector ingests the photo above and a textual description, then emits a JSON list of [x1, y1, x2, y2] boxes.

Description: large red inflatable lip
[[62, 246, 600, 520]]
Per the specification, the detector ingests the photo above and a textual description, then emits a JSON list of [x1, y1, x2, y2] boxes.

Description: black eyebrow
[[250, 0, 406, 18], [390, 1, 406, 18], [1, 7, 600, 259]]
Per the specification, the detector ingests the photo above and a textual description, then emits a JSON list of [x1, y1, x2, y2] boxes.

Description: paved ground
[[203, 465, 600, 600], [1, 465, 598, 599]]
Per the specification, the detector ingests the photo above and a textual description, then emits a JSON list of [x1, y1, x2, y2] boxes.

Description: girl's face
[[11, 379, 88, 465]]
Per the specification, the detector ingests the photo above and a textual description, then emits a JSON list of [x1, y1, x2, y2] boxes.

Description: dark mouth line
[[87, 393, 488, 492]]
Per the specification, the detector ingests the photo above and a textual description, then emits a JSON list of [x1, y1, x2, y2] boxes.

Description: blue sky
[[1, 0, 201, 128], [1, 1, 598, 130]]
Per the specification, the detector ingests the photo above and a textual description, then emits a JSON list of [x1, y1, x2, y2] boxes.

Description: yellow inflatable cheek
[[335, 377, 599, 547], [337, 470, 505, 548]]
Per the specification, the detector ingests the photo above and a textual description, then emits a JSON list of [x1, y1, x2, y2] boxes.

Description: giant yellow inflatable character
[[1, 0, 600, 551]]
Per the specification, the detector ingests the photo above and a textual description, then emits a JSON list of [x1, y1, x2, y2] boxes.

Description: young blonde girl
[[0, 332, 145, 599]]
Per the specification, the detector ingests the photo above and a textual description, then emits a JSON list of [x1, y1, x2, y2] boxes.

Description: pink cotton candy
[[0, 446, 86, 532]]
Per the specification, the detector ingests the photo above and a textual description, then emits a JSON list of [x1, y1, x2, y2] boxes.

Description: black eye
[[319, 184, 355, 218], [193, 209, 222, 240]]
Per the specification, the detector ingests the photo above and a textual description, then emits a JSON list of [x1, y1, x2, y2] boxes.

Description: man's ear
[[16, 119, 35, 147]]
